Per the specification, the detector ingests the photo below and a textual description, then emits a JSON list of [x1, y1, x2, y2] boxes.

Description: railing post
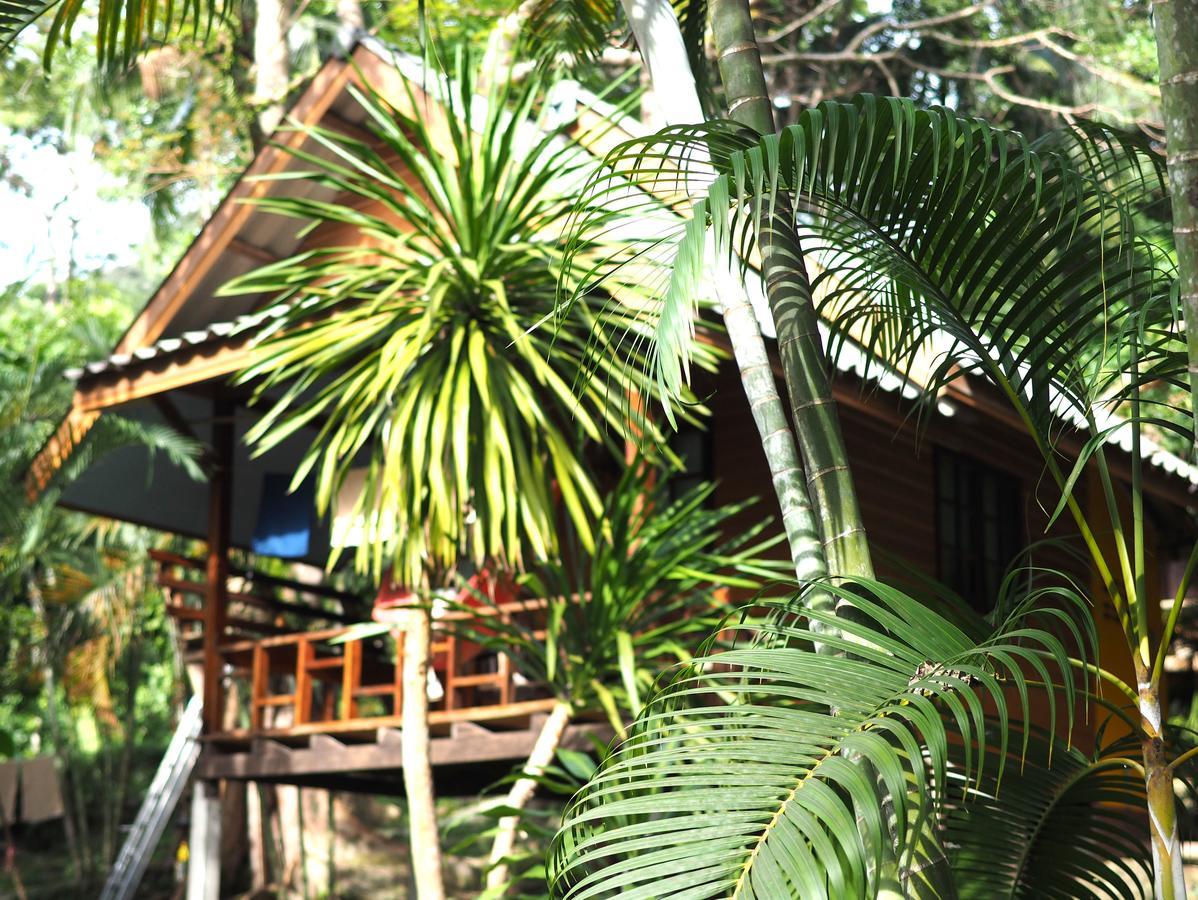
[[341, 639, 360, 721], [294, 637, 312, 725], [442, 633, 456, 711], [250, 644, 266, 732], [498, 608, 513, 706]]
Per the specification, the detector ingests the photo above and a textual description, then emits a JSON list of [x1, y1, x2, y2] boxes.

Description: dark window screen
[[936, 449, 1023, 612], [668, 425, 712, 502]]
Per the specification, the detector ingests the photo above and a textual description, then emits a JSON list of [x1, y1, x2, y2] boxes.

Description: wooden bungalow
[[26, 37, 1198, 897]]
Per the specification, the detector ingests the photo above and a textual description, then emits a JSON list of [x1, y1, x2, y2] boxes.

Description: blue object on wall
[[252, 473, 314, 558]]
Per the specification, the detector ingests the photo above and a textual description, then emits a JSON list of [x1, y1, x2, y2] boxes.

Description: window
[[935, 449, 1023, 612], [668, 424, 712, 502]]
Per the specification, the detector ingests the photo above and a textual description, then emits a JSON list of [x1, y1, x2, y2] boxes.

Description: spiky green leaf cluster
[[223, 51, 717, 582], [0, 0, 228, 71]]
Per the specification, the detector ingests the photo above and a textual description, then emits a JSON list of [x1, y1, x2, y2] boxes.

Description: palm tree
[[548, 93, 1196, 896], [0, 332, 201, 887], [0, 0, 228, 71]]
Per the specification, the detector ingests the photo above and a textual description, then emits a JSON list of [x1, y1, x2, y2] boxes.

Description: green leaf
[[549, 577, 1096, 899]]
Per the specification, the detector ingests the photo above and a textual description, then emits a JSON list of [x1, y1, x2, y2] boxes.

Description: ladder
[[100, 695, 203, 900]]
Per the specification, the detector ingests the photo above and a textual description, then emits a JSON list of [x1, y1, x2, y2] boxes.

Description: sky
[[0, 128, 155, 289]]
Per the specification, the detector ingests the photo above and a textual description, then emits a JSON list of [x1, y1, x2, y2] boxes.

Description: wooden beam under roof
[[227, 237, 280, 265], [72, 340, 256, 413]]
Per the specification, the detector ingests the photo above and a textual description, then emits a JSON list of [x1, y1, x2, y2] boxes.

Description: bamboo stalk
[[708, 0, 872, 579], [618, 0, 828, 581], [1153, 0, 1198, 447]]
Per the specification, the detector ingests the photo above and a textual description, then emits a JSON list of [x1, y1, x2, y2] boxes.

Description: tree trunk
[[1151, 7, 1197, 896], [704, 6, 959, 896], [1154, 0, 1198, 444], [400, 609, 445, 900], [619, 0, 828, 581], [252, 0, 291, 139], [1139, 676, 1187, 899], [27, 579, 83, 884], [708, 0, 872, 579], [108, 635, 140, 867], [486, 699, 573, 892]]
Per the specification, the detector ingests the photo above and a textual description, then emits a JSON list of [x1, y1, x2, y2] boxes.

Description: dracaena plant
[[222, 48, 718, 584], [549, 95, 1194, 896]]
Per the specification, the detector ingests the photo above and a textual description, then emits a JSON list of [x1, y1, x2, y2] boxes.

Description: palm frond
[[549, 577, 1096, 898], [0, 0, 47, 56], [520, 0, 617, 69], [947, 725, 1152, 899], [223, 50, 719, 582], [563, 98, 1183, 447]]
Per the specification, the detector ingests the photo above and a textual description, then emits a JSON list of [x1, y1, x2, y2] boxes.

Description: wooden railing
[[151, 550, 361, 655], [213, 598, 550, 739]]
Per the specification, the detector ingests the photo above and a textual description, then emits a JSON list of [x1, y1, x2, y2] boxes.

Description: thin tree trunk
[[1139, 674, 1187, 899], [69, 713, 94, 882], [1154, 0, 1198, 446], [708, 0, 872, 579], [619, 0, 828, 581], [400, 609, 445, 900], [1151, 6, 1197, 896], [110, 638, 139, 866], [252, 0, 291, 139], [705, 6, 959, 896], [27, 579, 83, 884], [486, 699, 573, 892]]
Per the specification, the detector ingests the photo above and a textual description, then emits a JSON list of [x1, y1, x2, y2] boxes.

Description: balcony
[[153, 551, 608, 793]]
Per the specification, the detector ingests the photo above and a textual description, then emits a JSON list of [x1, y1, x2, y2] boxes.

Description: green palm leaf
[[562, 97, 1182, 446], [222, 50, 719, 581], [946, 726, 1152, 899], [549, 577, 1096, 899]]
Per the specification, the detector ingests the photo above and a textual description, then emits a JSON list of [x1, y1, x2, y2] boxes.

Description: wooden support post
[[498, 609, 512, 706], [202, 397, 234, 734], [187, 781, 222, 900]]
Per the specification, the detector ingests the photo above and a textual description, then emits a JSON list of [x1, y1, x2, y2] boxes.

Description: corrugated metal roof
[[64, 302, 293, 381]]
